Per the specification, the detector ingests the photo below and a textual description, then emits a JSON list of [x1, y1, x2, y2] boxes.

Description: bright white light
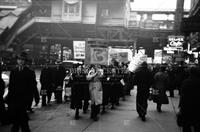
[[131, 0, 191, 11]]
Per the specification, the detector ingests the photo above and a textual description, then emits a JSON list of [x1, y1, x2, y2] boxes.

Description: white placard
[[73, 41, 85, 59]]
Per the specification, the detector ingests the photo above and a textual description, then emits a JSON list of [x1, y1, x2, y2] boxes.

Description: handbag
[[149, 88, 159, 101], [176, 110, 183, 127], [40, 89, 47, 95]]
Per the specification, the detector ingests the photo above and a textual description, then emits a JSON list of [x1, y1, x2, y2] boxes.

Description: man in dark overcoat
[[134, 62, 153, 121], [53, 63, 66, 103], [40, 63, 54, 106], [7, 53, 37, 132], [179, 67, 200, 132]]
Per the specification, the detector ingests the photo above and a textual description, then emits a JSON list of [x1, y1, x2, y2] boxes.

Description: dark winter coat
[[8, 66, 37, 122], [134, 67, 153, 97], [40, 67, 54, 91], [179, 75, 200, 124], [53, 66, 66, 88], [68, 73, 86, 109], [153, 71, 169, 104]]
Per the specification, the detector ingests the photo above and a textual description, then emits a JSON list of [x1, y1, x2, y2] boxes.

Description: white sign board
[[73, 41, 85, 59], [168, 35, 184, 47]]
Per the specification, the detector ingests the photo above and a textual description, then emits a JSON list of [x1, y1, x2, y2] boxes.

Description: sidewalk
[[0, 89, 181, 132]]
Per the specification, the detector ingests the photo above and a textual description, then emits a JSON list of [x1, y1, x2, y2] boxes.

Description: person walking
[[87, 65, 103, 121], [179, 67, 200, 132], [68, 65, 85, 119], [153, 65, 169, 112], [134, 62, 153, 121], [53, 62, 66, 103], [7, 53, 37, 132], [40, 63, 54, 106], [0, 65, 6, 125]]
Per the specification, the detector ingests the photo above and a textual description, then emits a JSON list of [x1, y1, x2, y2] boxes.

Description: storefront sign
[[73, 41, 85, 59], [168, 35, 184, 47]]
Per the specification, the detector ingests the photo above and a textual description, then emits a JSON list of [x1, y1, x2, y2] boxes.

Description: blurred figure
[[101, 66, 111, 113], [153, 66, 169, 112], [68, 65, 85, 119], [40, 63, 54, 106], [174, 65, 188, 95], [179, 67, 200, 132], [0, 64, 6, 125], [53, 62, 66, 103], [134, 62, 153, 121], [7, 53, 37, 132], [167, 65, 176, 97], [87, 65, 103, 121], [109, 67, 121, 109]]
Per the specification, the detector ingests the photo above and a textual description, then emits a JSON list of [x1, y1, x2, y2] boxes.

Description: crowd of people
[[0, 52, 200, 132]]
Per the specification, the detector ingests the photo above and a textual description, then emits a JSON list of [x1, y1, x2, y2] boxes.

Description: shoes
[[111, 106, 115, 110], [157, 107, 162, 112], [101, 110, 106, 114], [139, 114, 146, 121], [141, 115, 146, 121], [93, 116, 99, 121], [75, 112, 79, 120]]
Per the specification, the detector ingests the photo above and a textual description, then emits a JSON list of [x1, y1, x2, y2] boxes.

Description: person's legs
[[47, 90, 52, 104], [83, 99, 89, 113], [157, 103, 162, 112], [194, 123, 200, 132], [20, 121, 31, 132], [136, 94, 147, 121], [41, 95, 47, 106], [182, 123, 192, 132], [93, 104, 100, 121], [90, 104, 95, 119], [11, 121, 20, 132], [75, 108, 79, 119]]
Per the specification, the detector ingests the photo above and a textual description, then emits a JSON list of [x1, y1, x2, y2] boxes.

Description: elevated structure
[[0, 0, 189, 63], [181, 0, 200, 51]]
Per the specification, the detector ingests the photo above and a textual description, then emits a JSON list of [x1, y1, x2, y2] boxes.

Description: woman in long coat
[[86, 65, 103, 121], [68, 65, 85, 119], [153, 66, 169, 112]]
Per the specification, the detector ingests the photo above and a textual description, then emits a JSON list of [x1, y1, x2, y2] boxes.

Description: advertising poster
[[90, 47, 108, 65], [154, 49, 162, 64], [62, 0, 82, 22], [73, 41, 85, 59], [118, 52, 128, 63], [108, 47, 132, 65]]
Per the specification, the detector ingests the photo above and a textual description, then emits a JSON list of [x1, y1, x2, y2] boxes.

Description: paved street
[[0, 89, 181, 132]]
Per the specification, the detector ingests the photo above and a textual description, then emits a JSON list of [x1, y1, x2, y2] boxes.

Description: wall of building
[[97, 0, 127, 26], [82, 1, 97, 24]]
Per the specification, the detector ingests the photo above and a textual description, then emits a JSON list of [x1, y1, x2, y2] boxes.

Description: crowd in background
[[0, 52, 200, 132]]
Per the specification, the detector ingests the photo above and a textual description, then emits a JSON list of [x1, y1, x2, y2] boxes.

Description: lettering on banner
[[90, 47, 108, 65]]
